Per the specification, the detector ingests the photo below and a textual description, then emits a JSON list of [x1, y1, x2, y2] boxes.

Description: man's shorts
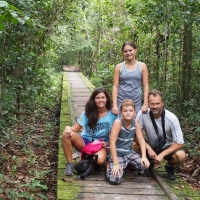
[[159, 147, 185, 161]]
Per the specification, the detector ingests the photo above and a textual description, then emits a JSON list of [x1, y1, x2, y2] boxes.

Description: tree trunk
[[182, 23, 192, 103]]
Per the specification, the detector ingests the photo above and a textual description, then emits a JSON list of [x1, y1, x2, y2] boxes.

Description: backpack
[[74, 154, 98, 180], [74, 140, 104, 180]]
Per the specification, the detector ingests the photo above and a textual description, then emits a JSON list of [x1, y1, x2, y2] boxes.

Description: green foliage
[[57, 0, 200, 155], [18, 178, 48, 199], [0, 1, 30, 30], [0, 0, 64, 134], [0, 1, 63, 197], [90, 63, 115, 94], [4, 178, 48, 200]]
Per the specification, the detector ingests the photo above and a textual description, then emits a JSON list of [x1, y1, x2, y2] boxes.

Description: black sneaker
[[165, 164, 176, 180]]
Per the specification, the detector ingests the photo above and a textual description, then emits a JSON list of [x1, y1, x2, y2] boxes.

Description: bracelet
[[143, 104, 148, 107], [113, 163, 119, 166]]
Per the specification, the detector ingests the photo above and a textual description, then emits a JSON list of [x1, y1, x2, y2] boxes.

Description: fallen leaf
[[192, 166, 200, 177], [18, 175, 24, 180], [185, 164, 193, 168], [174, 186, 179, 190], [9, 180, 20, 184], [187, 160, 194, 165]]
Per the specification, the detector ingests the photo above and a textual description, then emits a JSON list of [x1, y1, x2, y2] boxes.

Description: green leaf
[[10, 11, 18, 17], [2, 110, 8, 115], [17, 18, 25, 25], [0, 13, 6, 20], [11, 17, 19, 25], [8, 4, 22, 14], [24, 16, 30, 21], [18, 191, 31, 197], [0, 22, 4, 30], [0, 1, 8, 8], [36, 193, 48, 200], [2, 129, 10, 139]]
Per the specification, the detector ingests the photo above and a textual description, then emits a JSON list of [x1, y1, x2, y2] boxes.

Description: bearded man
[[133, 89, 186, 180]]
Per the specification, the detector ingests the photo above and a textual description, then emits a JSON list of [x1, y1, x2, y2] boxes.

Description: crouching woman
[[62, 87, 117, 176]]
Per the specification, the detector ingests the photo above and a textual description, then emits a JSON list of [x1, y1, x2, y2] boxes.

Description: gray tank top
[[116, 118, 135, 156], [117, 61, 142, 113]]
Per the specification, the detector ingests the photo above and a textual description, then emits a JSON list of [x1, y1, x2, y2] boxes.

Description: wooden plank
[[70, 85, 89, 88], [77, 193, 167, 200], [78, 187, 164, 195], [74, 175, 154, 183], [72, 93, 91, 97], [76, 181, 157, 189], [72, 96, 90, 102], [71, 88, 91, 92]]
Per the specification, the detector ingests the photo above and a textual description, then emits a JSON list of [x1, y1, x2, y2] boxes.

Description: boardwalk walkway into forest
[[57, 69, 199, 200]]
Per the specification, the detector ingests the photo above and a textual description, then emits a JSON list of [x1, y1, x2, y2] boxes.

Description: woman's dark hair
[[85, 87, 112, 129], [121, 41, 137, 51]]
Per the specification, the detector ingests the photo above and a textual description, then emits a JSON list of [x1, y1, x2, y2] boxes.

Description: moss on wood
[[79, 73, 95, 92], [57, 72, 93, 199], [155, 162, 199, 199]]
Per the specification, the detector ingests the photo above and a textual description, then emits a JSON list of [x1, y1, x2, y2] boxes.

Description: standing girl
[[112, 41, 149, 114]]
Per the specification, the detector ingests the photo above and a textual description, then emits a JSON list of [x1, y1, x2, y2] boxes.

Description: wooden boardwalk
[[58, 71, 200, 200], [74, 173, 167, 200]]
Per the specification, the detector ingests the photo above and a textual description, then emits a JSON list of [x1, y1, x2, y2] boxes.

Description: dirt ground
[[0, 105, 59, 199]]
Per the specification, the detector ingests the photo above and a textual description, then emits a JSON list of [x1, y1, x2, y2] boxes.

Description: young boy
[[107, 99, 150, 185]]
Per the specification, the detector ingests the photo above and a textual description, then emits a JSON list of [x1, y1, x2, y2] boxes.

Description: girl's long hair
[[85, 87, 112, 129]]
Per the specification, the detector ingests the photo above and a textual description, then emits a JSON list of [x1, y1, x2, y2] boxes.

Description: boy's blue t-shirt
[[77, 110, 117, 142]]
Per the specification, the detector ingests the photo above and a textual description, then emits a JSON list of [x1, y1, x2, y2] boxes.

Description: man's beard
[[151, 108, 162, 115]]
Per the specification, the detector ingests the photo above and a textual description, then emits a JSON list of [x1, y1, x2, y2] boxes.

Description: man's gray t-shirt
[[136, 109, 184, 148]]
